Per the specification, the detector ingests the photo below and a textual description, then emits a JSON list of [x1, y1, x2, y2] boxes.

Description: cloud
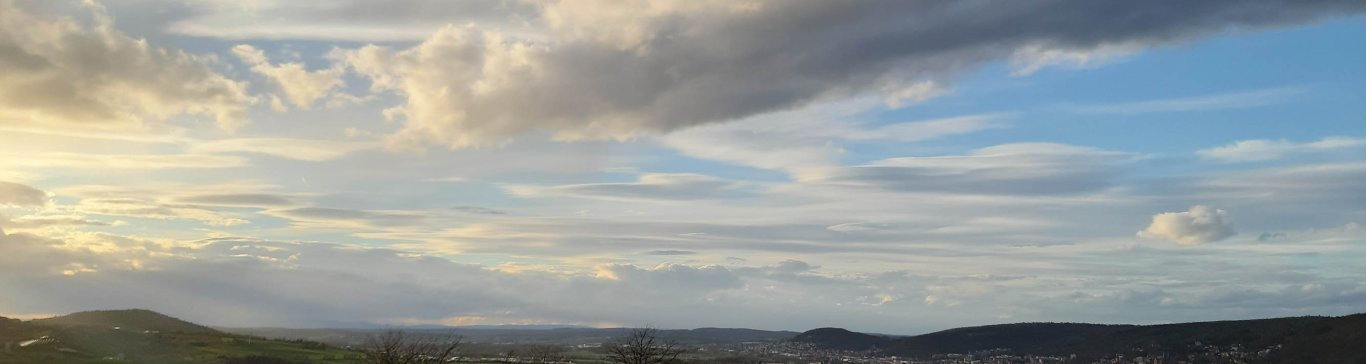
[[7, 153, 248, 169], [72, 198, 249, 227], [173, 193, 294, 207], [1198, 137, 1366, 162], [231, 44, 346, 111], [1009, 42, 1141, 76], [164, 0, 539, 42], [0, 181, 46, 206], [0, 1, 251, 130], [660, 105, 1009, 176], [335, 0, 1362, 149], [1065, 87, 1304, 114], [266, 207, 427, 228], [450, 206, 507, 215], [0, 215, 118, 230], [190, 138, 374, 161], [641, 250, 696, 256], [505, 173, 748, 201], [1138, 205, 1235, 245], [817, 143, 1133, 195], [883, 80, 951, 108]]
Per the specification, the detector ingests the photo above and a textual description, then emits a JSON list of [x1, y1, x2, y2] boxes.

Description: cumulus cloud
[[334, 0, 1363, 149], [1198, 137, 1366, 162], [0, 181, 46, 206], [1138, 205, 1235, 245], [0, 0, 251, 130], [231, 44, 346, 111]]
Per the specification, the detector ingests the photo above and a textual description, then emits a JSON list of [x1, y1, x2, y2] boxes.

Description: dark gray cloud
[[341, 0, 1366, 148]]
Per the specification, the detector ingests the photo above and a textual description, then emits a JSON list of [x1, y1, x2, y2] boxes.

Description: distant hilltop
[[28, 309, 217, 334]]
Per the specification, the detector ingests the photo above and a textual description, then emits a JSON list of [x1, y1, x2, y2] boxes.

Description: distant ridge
[[30, 309, 217, 334], [791, 327, 888, 350], [798, 314, 1366, 362]]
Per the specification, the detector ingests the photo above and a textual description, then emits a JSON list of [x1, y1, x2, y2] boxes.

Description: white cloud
[[1138, 205, 1235, 245], [191, 138, 374, 161], [0, 1, 251, 130], [1198, 137, 1366, 162], [505, 173, 748, 202], [883, 80, 951, 108], [6, 153, 248, 169], [817, 143, 1134, 195], [660, 103, 1009, 177], [231, 44, 346, 111], [1009, 42, 1140, 76]]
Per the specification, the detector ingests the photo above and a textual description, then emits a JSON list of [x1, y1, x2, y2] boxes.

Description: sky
[[1, 0, 1365, 335]]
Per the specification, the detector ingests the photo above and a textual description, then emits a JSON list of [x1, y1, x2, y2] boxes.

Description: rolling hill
[[1, 310, 359, 364], [798, 314, 1366, 363], [790, 327, 888, 351]]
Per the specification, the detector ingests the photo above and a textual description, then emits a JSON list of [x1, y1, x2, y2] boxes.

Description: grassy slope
[[1, 311, 363, 364]]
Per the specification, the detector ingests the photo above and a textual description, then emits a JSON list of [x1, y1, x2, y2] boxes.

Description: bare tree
[[604, 327, 683, 364], [520, 344, 567, 364], [361, 330, 463, 364]]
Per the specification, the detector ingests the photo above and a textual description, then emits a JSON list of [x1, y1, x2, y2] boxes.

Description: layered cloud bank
[[1, 0, 1365, 333], [330, 0, 1366, 149]]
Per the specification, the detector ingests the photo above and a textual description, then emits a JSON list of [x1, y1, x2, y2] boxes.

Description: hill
[[802, 314, 1366, 363], [31, 309, 217, 334], [2, 310, 360, 363], [888, 322, 1128, 357], [791, 327, 888, 351]]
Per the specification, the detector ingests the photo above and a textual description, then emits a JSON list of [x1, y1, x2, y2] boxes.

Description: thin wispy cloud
[[1064, 87, 1306, 114], [1198, 137, 1366, 162]]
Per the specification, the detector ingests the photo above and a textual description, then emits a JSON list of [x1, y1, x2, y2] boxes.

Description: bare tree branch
[[605, 327, 683, 364], [361, 329, 463, 364]]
